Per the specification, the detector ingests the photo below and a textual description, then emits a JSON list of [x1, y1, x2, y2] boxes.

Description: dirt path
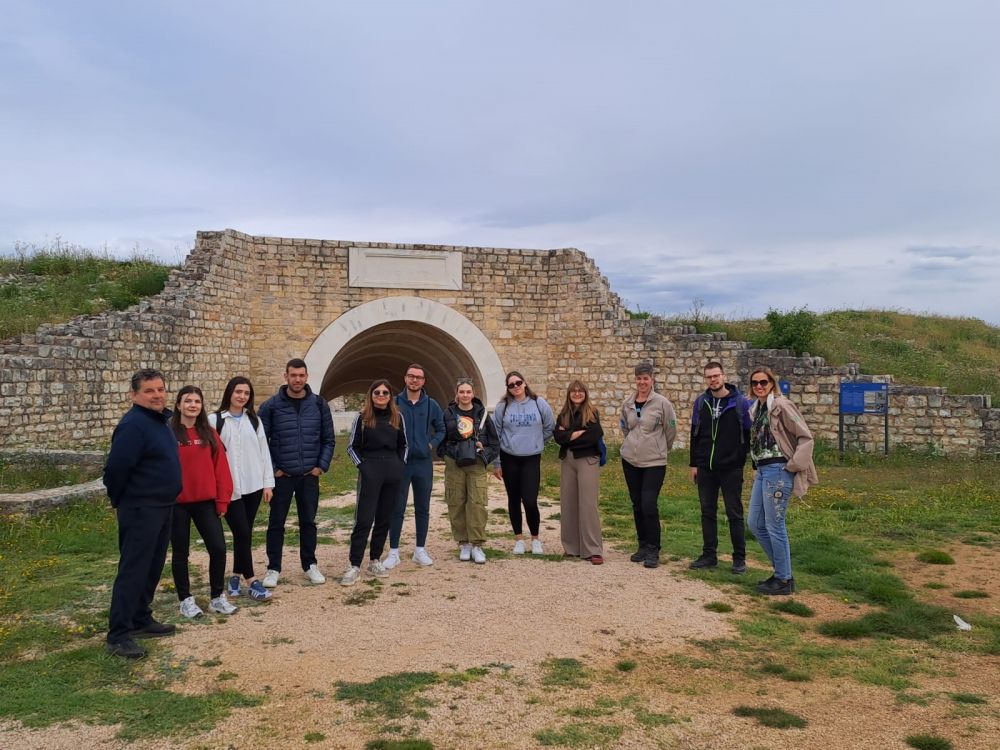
[[4, 467, 998, 749]]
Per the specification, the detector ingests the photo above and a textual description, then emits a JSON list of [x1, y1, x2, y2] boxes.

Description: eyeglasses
[[405, 374, 425, 380], [569, 388, 586, 394], [372, 389, 391, 396], [507, 380, 524, 389], [751, 379, 771, 387]]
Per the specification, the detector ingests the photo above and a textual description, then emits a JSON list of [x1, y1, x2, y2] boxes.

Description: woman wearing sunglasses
[[439, 378, 501, 564], [746, 367, 817, 596], [493, 370, 556, 555], [341, 380, 408, 586]]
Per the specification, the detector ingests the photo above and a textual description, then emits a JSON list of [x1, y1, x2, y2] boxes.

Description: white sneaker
[[383, 549, 402, 569], [304, 564, 326, 584], [179, 596, 203, 619], [262, 569, 280, 588], [367, 560, 389, 578], [459, 543, 472, 561], [340, 566, 361, 586], [531, 539, 544, 555], [513, 539, 526, 555], [412, 547, 434, 566], [471, 546, 486, 564], [209, 594, 237, 615]]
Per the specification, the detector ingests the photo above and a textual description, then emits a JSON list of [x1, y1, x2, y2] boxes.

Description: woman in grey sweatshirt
[[493, 370, 556, 554]]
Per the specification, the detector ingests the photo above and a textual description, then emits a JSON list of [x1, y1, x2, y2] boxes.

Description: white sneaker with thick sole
[[367, 559, 389, 578], [412, 548, 434, 566], [179, 596, 203, 619], [513, 539, 526, 555], [209, 594, 237, 615], [304, 564, 326, 584], [340, 566, 361, 586], [459, 543, 472, 561], [531, 539, 544, 555], [471, 546, 487, 564], [383, 549, 402, 569], [262, 569, 280, 588]]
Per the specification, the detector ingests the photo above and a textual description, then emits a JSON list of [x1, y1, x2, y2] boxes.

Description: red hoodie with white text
[[177, 427, 233, 515]]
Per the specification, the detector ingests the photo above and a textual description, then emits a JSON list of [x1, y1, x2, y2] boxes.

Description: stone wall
[[0, 228, 996, 456]]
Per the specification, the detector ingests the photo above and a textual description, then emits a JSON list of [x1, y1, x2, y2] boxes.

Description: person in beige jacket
[[747, 366, 818, 596], [620, 362, 677, 569]]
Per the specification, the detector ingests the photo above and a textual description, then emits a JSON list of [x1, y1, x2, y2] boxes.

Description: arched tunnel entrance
[[304, 296, 507, 412], [320, 320, 483, 407]]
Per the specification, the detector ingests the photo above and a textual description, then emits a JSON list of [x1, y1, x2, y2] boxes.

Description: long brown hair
[[217, 375, 258, 423], [171, 385, 219, 456], [558, 379, 598, 428], [501, 370, 538, 405], [360, 379, 401, 429]]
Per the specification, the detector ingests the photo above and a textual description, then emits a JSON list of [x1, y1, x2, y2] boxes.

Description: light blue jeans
[[748, 463, 793, 580]]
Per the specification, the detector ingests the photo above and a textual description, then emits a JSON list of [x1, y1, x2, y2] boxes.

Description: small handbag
[[454, 438, 479, 466], [598, 436, 608, 467]]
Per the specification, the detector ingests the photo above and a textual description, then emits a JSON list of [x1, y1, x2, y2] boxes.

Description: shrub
[[761, 307, 818, 354]]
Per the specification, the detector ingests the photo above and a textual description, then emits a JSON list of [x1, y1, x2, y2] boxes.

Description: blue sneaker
[[248, 580, 272, 601], [227, 575, 242, 598]]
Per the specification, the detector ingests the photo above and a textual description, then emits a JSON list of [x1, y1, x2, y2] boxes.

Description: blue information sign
[[839, 382, 888, 415]]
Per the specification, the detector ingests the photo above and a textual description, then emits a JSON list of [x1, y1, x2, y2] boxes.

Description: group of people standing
[[103, 357, 816, 661]]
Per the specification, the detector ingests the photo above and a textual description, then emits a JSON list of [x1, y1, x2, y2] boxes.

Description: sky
[[3, 1, 1000, 323]]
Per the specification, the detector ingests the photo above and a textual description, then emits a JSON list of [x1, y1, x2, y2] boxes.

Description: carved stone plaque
[[348, 247, 463, 290]]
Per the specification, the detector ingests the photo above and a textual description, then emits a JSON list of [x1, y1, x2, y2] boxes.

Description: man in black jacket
[[104, 369, 183, 659], [688, 362, 751, 574], [258, 358, 335, 588]]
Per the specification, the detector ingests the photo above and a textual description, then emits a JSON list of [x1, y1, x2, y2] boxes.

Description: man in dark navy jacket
[[258, 358, 335, 588], [104, 369, 183, 659]]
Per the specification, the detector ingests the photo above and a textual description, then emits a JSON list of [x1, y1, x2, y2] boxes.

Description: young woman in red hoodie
[[170, 385, 236, 618]]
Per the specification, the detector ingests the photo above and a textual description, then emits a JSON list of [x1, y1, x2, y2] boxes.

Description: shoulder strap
[[214, 411, 226, 433]]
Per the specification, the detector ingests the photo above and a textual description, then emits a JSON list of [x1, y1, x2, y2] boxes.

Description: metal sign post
[[839, 382, 889, 457]]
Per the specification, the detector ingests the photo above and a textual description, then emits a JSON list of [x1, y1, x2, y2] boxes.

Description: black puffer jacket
[[258, 385, 335, 476], [438, 398, 501, 468]]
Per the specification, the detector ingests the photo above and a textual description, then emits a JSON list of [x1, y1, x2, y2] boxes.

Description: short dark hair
[[405, 363, 426, 375], [286, 358, 307, 372], [131, 368, 165, 392], [634, 362, 654, 377], [704, 361, 724, 374]]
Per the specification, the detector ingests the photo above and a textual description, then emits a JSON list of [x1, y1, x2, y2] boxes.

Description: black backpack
[[214, 409, 260, 434]]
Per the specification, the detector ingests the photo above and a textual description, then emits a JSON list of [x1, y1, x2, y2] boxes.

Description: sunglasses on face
[[507, 380, 524, 389], [372, 389, 390, 396], [751, 379, 771, 387]]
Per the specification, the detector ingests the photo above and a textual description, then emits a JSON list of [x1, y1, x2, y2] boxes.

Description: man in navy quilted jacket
[[258, 358, 335, 588]]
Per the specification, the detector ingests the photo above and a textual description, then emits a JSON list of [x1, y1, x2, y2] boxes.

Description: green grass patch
[[905, 734, 954, 750], [615, 660, 637, 672], [731, 705, 807, 729], [365, 740, 433, 750], [916, 549, 955, 565], [0, 456, 100, 492], [817, 600, 953, 641], [922, 582, 948, 590], [704, 601, 733, 613], [758, 662, 811, 682], [304, 731, 326, 743], [0, 241, 175, 339], [0, 645, 261, 740], [541, 657, 591, 688], [952, 590, 989, 599], [633, 707, 677, 727], [769, 599, 814, 617], [949, 692, 986, 705], [534, 722, 623, 747], [335, 671, 440, 719]]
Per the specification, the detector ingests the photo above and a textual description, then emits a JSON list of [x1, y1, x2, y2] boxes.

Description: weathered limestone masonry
[[0, 228, 997, 456]]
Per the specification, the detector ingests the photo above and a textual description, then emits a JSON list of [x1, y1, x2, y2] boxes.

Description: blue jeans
[[389, 458, 434, 548], [748, 463, 793, 580]]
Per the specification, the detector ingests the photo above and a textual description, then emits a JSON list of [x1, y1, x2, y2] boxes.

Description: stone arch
[[304, 297, 506, 408]]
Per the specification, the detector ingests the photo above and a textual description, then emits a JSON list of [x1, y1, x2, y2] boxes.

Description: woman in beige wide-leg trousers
[[553, 380, 605, 564]]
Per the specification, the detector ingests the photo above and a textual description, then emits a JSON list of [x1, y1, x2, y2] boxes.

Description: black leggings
[[224, 490, 263, 579], [500, 450, 542, 536], [172, 500, 227, 599], [349, 458, 402, 567]]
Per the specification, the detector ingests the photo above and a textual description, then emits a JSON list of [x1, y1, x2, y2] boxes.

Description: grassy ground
[[0, 241, 174, 339], [1, 444, 996, 744], [0, 457, 102, 493], [672, 307, 1000, 401]]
